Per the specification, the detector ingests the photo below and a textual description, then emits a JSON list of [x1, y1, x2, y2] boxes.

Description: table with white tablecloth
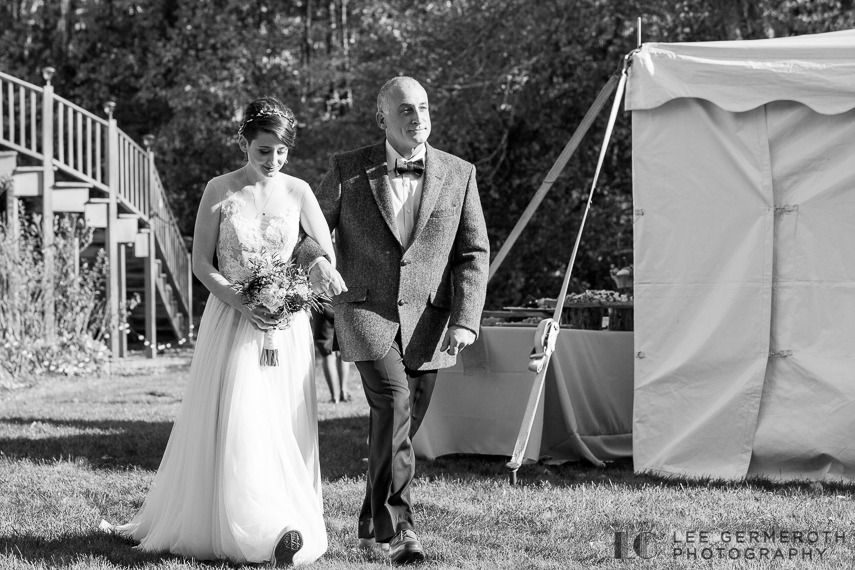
[[412, 325, 634, 464]]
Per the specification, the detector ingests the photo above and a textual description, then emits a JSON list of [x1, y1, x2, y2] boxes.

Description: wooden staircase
[[0, 68, 193, 357], [81, 229, 188, 347]]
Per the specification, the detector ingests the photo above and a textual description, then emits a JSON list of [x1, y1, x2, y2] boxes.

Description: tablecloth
[[412, 326, 634, 464]]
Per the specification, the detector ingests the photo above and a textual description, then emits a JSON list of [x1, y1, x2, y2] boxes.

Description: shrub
[[0, 179, 113, 383]]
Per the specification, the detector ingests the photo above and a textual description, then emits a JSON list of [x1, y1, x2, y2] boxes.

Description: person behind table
[[312, 302, 350, 403]]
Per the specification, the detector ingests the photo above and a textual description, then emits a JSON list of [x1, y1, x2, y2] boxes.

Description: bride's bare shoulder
[[278, 172, 311, 198], [205, 170, 246, 199]]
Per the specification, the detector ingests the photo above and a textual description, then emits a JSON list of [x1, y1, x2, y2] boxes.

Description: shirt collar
[[386, 140, 426, 172]]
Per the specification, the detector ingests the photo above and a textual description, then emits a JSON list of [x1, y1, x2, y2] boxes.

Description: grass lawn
[[1, 351, 854, 569]]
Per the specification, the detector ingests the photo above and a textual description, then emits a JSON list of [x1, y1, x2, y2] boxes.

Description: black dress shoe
[[271, 528, 303, 566], [389, 529, 425, 564]]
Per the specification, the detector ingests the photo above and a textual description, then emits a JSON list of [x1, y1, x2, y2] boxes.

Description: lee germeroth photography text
[[614, 528, 848, 562]]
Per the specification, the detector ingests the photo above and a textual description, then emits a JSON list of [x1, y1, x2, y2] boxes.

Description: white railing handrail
[[0, 69, 43, 94], [117, 128, 145, 155], [150, 163, 191, 315], [53, 92, 107, 129], [152, 169, 186, 243]]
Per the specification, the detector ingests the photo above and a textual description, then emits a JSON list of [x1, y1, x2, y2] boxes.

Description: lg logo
[[614, 531, 660, 560]]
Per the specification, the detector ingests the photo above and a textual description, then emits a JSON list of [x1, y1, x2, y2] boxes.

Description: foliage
[[1, 0, 853, 309], [0, 199, 111, 383]]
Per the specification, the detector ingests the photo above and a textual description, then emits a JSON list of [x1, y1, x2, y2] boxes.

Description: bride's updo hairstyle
[[238, 96, 297, 148]]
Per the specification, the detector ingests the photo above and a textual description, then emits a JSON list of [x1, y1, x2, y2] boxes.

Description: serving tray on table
[[482, 293, 634, 331]]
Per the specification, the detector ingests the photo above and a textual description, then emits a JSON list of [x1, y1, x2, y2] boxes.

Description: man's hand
[[309, 258, 348, 297], [440, 325, 476, 356]]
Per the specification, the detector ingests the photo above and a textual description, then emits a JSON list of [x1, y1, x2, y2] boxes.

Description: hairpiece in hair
[[238, 107, 294, 137]]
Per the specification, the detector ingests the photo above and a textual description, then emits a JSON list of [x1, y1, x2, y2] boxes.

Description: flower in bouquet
[[230, 250, 328, 366]]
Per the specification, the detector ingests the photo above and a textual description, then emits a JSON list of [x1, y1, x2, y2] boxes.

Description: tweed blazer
[[308, 141, 489, 370]]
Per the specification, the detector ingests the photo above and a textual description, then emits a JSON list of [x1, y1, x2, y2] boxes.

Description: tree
[[2, 0, 853, 309]]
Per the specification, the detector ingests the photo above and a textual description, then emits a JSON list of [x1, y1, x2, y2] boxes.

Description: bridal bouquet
[[231, 250, 327, 366]]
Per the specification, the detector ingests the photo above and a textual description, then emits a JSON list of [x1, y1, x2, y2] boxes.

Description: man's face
[[377, 82, 431, 158]]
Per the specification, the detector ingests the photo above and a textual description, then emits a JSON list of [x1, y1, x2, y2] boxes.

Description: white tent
[[628, 30, 855, 481]]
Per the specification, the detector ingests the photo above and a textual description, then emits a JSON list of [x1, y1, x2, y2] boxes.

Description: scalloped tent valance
[[626, 29, 855, 114]]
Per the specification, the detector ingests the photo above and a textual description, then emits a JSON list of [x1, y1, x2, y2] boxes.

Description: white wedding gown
[[113, 193, 327, 564]]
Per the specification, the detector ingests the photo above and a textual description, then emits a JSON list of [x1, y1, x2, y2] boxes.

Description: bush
[[0, 179, 113, 383]]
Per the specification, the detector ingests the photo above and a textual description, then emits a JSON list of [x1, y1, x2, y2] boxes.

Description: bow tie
[[394, 158, 425, 177]]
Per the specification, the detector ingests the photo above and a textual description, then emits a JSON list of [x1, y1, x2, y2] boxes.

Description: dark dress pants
[[355, 336, 437, 543]]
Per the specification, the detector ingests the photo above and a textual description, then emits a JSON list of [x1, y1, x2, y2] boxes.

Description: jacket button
[[398, 300, 405, 306], [400, 259, 409, 266]]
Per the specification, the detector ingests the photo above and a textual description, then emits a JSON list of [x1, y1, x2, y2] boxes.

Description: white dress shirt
[[386, 140, 426, 250]]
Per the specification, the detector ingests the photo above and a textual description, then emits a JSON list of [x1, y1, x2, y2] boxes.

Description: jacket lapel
[[409, 142, 447, 247], [364, 142, 402, 247]]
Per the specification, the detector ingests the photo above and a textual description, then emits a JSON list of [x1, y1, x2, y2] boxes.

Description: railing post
[[118, 242, 127, 357], [187, 250, 193, 343], [104, 101, 121, 356], [144, 228, 157, 359], [143, 134, 157, 359], [5, 176, 17, 239], [5, 173, 19, 338], [42, 67, 56, 341]]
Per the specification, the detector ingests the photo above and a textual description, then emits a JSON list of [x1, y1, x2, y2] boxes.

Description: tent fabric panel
[[626, 30, 855, 115], [747, 103, 855, 481], [748, 354, 855, 481], [632, 99, 774, 479]]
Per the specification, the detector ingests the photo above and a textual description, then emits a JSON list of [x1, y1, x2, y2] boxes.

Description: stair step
[[12, 167, 43, 197], [0, 150, 17, 179], [54, 184, 91, 213]]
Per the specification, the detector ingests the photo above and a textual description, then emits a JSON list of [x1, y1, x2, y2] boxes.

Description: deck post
[[142, 135, 157, 359], [104, 101, 121, 356], [41, 67, 56, 341]]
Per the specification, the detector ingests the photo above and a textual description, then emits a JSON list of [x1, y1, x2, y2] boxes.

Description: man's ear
[[376, 111, 386, 130]]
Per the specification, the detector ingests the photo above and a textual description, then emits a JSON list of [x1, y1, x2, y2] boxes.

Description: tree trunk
[[303, 0, 313, 66], [327, 0, 336, 55], [303, 0, 313, 102], [341, 0, 349, 71]]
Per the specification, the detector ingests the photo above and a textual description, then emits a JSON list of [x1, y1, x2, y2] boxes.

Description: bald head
[[375, 76, 431, 157], [377, 76, 424, 114]]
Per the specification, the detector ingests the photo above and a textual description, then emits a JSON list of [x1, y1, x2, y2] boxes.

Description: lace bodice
[[217, 193, 300, 283]]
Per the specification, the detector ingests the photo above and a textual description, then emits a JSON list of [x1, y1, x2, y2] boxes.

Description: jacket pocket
[[428, 288, 452, 310], [332, 286, 368, 305], [430, 206, 458, 219]]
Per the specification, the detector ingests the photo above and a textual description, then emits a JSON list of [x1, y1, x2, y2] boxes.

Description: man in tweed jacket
[[304, 76, 489, 563]]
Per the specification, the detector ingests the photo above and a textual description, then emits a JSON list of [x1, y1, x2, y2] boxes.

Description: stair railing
[[0, 68, 192, 354]]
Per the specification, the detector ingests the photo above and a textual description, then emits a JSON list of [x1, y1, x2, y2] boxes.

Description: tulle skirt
[[113, 294, 327, 564]]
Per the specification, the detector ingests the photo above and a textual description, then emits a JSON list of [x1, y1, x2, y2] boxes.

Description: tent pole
[[487, 72, 620, 282], [505, 68, 629, 484]]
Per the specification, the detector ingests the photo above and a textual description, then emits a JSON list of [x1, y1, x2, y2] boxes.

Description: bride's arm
[[192, 181, 278, 330], [299, 183, 337, 269]]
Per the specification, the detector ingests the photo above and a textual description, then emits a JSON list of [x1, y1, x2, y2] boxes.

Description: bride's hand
[[309, 259, 348, 297], [239, 304, 279, 331]]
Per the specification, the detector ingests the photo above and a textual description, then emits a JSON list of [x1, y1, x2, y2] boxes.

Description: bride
[[108, 96, 341, 566]]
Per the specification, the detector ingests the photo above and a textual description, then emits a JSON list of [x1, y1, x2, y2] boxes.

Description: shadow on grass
[[0, 414, 373, 477], [415, 454, 855, 496], [0, 529, 243, 568], [4, 414, 854, 497], [0, 417, 173, 470], [318, 416, 370, 481]]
